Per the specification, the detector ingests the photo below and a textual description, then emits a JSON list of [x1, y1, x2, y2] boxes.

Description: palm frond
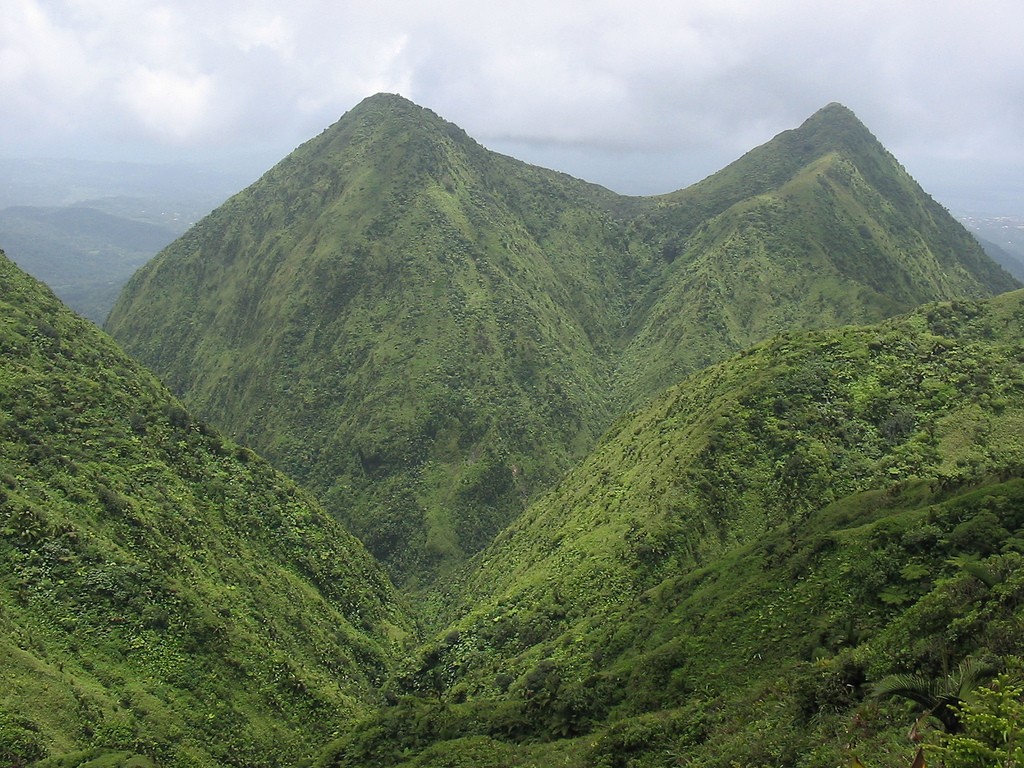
[[873, 656, 1001, 733], [873, 673, 940, 708], [946, 656, 1000, 700]]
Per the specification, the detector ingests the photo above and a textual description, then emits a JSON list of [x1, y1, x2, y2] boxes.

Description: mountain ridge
[[4, 100, 1024, 764], [612, 100, 1014, 397], [106, 94, 1018, 586]]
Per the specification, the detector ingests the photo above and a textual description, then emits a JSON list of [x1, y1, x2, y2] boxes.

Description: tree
[[931, 673, 1024, 767], [873, 657, 1000, 734]]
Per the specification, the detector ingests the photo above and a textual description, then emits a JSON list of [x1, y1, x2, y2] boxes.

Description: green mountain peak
[[804, 100, 862, 125], [106, 96, 1018, 588], [327, 92, 456, 142], [793, 100, 893, 163]]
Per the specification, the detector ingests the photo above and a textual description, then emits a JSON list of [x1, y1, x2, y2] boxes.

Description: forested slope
[[0, 251, 412, 766], [319, 291, 1024, 767]]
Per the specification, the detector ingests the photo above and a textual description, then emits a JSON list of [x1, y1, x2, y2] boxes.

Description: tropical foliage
[[316, 289, 1024, 767], [6, 95, 1024, 766], [0, 252, 412, 766], [930, 672, 1024, 767]]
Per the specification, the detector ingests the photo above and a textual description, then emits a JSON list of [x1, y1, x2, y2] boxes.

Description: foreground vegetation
[[0, 252, 412, 766], [320, 291, 1024, 767]]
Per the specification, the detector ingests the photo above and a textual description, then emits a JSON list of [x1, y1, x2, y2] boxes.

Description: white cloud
[[0, 0, 1021, 206], [0, 2, 95, 123], [117, 66, 219, 144], [228, 13, 295, 56]]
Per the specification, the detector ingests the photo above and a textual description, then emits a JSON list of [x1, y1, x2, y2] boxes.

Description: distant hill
[[105, 94, 638, 585], [106, 94, 1019, 588], [0, 157, 249, 215], [0, 157, 253, 323], [976, 233, 1024, 281], [0, 251, 412, 766], [0, 205, 179, 323], [960, 214, 1024, 281]]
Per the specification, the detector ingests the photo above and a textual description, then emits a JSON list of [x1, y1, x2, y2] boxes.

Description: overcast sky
[[3, 0, 1023, 213]]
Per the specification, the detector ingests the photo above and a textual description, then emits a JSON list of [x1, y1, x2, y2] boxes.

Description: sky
[[3, 0, 1023, 213]]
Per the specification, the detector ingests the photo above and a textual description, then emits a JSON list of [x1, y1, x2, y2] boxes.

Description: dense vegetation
[[10, 233, 1024, 763], [8, 94, 1024, 766], [0, 252, 413, 766], [105, 94, 1018, 588], [319, 290, 1024, 767], [107, 95, 632, 584]]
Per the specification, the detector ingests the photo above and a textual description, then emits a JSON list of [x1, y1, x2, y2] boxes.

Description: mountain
[[105, 94, 1018, 587], [104, 94, 639, 586], [0, 251, 412, 766], [616, 102, 1017, 397], [321, 290, 1024, 767]]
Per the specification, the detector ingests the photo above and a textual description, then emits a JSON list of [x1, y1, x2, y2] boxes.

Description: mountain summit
[[613, 99, 1015, 397], [106, 95, 1018, 585]]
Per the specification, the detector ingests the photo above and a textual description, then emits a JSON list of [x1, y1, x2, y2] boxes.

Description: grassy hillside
[[0, 251, 412, 766], [105, 95, 638, 585], [315, 290, 1024, 767], [450, 289, 1024, 648], [106, 95, 1018, 588], [320, 478, 1024, 768]]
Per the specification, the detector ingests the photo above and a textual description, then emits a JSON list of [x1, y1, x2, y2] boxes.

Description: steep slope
[[451, 289, 1024, 636], [0, 251, 412, 766], [322, 291, 1024, 767], [106, 95, 1017, 586], [106, 94, 638, 584]]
